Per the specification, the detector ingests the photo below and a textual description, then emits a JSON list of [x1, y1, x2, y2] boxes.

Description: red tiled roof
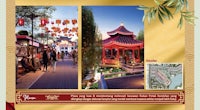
[[107, 25, 133, 36], [103, 25, 143, 47], [16, 35, 32, 40], [103, 35, 143, 47]]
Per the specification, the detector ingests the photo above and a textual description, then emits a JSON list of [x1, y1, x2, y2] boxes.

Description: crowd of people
[[18, 48, 78, 73]]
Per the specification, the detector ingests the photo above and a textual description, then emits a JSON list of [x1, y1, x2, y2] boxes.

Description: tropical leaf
[[186, 19, 194, 25], [181, 11, 193, 14], [138, 0, 197, 29], [179, 0, 184, 4], [167, 0, 176, 7], [185, 0, 189, 10], [158, 11, 164, 24], [151, 8, 157, 19], [154, 0, 160, 5], [147, 11, 152, 23], [142, 14, 146, 22], [160, 6, 173, 19], [177, 16, 183, 29], [183, 16, 196, 20], [162, 0, 168, 5], [137, 6, 149, 10], [158, 7, 169, 20], [174, 4, 184, 14]]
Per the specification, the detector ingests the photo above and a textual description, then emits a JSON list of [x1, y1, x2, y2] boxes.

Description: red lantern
[[56, 19, 61, 25], [58, 27, 60, 31], [51, 27, 56, 30], [71, 27, 78, 32], [51, 21, 54, 25], [18, 18, 24, 26], [64, 20, 70, 24], [72, 19, 77, 25], [63, 28, 69, 33], [41, 18, 46, 26], [51, 33, 56, 37]]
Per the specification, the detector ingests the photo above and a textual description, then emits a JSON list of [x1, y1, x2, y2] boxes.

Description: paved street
[[30, 58, 78, 89], [17, 57, 78, 89]]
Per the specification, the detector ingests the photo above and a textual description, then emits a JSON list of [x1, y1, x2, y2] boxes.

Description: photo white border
[[195, 0, 200, 110], [0, 0, 6, 109]]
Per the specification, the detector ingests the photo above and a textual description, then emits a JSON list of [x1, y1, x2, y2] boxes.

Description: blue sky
[[51, 6, 77, 20], [16, 6, 78, 37], [87, 6, 144, 39]]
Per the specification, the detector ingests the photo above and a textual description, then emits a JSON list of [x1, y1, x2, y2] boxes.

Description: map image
[[146, 63, 183, 90]]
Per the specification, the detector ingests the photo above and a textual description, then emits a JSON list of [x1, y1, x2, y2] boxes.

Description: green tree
[[137, 30, 144, 41], [82, 7, 102, 80]]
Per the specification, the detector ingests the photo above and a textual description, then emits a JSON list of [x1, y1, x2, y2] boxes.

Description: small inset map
[[146, 63, 183, 90]]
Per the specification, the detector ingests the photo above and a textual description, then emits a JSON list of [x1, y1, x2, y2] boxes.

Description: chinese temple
[[102, 23, 144, 65]]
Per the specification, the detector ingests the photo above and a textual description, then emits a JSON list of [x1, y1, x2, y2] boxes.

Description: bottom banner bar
[[16, 91, 184, 104]]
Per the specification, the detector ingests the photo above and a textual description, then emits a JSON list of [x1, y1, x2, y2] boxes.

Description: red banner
[[16, 91, 184, 104]]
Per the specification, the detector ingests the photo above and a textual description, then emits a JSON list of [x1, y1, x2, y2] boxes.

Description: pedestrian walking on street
[[35, 52, 41, 70], [72, 50, 77, 65], [51, 50, 57, 72], [57, 52, 60, 60], [42, 50, 48, 71], [47, 49, 52, 65], [65, 51, 68, 57], [61, 51, 65, 61]]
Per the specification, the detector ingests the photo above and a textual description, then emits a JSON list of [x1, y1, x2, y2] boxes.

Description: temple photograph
[[82, 6, 144, 89]]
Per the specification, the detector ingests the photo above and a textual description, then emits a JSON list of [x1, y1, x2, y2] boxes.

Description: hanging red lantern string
[[72, 19, 77, 25], [57, 27, 60, 32], [18, 18, 24, 26], [40, 18, 47, 26], [56, 19, 61, 25], [71, 27, 78, 32], [64, 19, 70, 25], [62, 28, 69, 33], [51, 26, 56, 30], [51, 33, 57, 37]]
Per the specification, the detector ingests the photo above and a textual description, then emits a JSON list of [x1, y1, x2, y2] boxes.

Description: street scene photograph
[[16, 6, 78, 89], [82, 6, 144, 89]]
